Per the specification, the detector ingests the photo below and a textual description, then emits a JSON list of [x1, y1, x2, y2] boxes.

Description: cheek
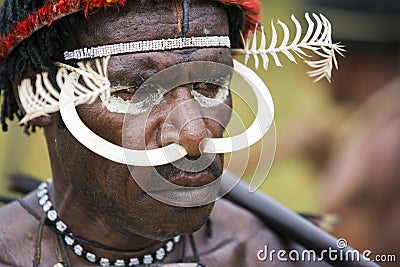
[[55, 126, 127, 185], [55, 104, 139, 198], [202, 94, 232, 136], [75, 100, 153, 150], [76, 101, 124, 145]]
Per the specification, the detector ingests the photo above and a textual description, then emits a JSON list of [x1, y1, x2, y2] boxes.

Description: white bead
[[74, 244, 83, 256], [129, 258, 140, 266], [37, 189, 47, 198], [86, 252, 96, 262], [39, 195, 48, 206], [143, 255, 153, 265], [156, 248, 165, 260], [173, 236, 181, 243], [115, 259, 126, 266], [56, 221, 67, 232], [38, 182, 47, 190], [100, 258, 110, 266], [43, 201, 52, 212], [64, 235, 75, 246], [47, 210, 57, 221], [166, 241, 174, 252]]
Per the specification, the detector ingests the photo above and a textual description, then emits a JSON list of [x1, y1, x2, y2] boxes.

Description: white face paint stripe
[[191, 86, 229, 108], [101, 85, 229, 115], [100, 85, 164, 115]]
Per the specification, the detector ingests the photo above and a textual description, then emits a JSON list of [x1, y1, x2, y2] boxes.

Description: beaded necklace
[[37, 180, 181, 266]]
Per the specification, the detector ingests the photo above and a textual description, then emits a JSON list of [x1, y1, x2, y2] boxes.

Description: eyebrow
[[64, 36, 231, 61]]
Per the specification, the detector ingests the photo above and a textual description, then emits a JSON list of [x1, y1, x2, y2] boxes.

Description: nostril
[[158, 122, 180, 148], [185, 155, 201, 161], [163, 141, 175, 147]]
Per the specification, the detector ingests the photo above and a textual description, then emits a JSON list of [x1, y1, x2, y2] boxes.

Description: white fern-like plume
[[19, 56, 111, 124], [231, 13, 345, 82]]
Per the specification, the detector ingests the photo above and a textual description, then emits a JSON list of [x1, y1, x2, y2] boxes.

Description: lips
[[154, 154, 224, 187], [128, 154, 224, 206], [168, 172, 216, 187]]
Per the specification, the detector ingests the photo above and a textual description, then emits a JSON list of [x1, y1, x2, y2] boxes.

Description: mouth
[[138, 154, 224, 206], [154, 154, 224, 187]]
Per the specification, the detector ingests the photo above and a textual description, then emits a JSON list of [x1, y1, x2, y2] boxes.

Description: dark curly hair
[[0, 0, 83, 134]]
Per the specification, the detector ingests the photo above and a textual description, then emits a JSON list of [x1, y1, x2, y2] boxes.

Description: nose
[[158, 86, 211, 157]]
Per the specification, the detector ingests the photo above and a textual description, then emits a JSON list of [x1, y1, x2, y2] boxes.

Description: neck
[[42, 121, 177, 263], [48, 179, 182, 265]]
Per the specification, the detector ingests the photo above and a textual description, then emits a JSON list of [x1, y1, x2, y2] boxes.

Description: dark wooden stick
[[0, 196, 15, 204], [221, 171, 380, 267], [8, 173, 41, 194]]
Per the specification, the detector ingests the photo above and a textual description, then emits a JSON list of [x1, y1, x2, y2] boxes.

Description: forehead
[[77, 0, 230, 46]]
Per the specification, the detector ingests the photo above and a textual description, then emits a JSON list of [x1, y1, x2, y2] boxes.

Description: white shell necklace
[[37, 180, 181, 266]]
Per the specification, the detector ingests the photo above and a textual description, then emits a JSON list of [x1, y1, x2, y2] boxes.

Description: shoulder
[[0, 199, 35, 266], [212, 198, 285, 264], [195, 199, 329, 267], [0, 193, 56, 267], [211, 198, 271, 239]]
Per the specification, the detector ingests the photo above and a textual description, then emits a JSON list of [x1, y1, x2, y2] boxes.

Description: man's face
[[53, 0, 233, 240]]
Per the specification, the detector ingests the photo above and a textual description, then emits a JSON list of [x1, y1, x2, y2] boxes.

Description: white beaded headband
[[63, 36, 231, 61]]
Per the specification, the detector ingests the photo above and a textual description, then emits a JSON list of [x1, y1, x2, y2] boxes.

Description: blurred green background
[[0, 0, 339, 212]]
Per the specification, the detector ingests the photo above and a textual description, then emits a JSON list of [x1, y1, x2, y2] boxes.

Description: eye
[[111, 85, 137, 94], [192, 82, 220, 98], [119, 87, 137, 94], [191, 83, 229, 108], [111, 84, 164, 103]]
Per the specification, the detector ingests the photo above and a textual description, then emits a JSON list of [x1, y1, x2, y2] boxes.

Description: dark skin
[[0, 1, 323, 266]]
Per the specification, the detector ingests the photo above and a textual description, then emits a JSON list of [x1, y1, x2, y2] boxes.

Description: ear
[[11, 68, 54, 128], [29, 116, 52, 127]]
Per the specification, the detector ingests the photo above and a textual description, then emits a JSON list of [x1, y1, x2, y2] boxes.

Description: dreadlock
[[0, 0, 80, 134]]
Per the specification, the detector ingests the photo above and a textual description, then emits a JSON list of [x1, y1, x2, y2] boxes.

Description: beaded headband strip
[[0, 0, 126, 66], [64, 36, 231, 61]]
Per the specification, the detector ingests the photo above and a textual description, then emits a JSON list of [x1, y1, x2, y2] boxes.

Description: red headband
[[0, 0, 261, 67]]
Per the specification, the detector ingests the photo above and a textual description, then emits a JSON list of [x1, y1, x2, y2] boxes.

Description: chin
[[119, 200, 215, 241]]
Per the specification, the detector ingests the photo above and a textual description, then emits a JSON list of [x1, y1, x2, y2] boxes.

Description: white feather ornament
[[18, 56, 111, 124], [231, 13, 345, 82]]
